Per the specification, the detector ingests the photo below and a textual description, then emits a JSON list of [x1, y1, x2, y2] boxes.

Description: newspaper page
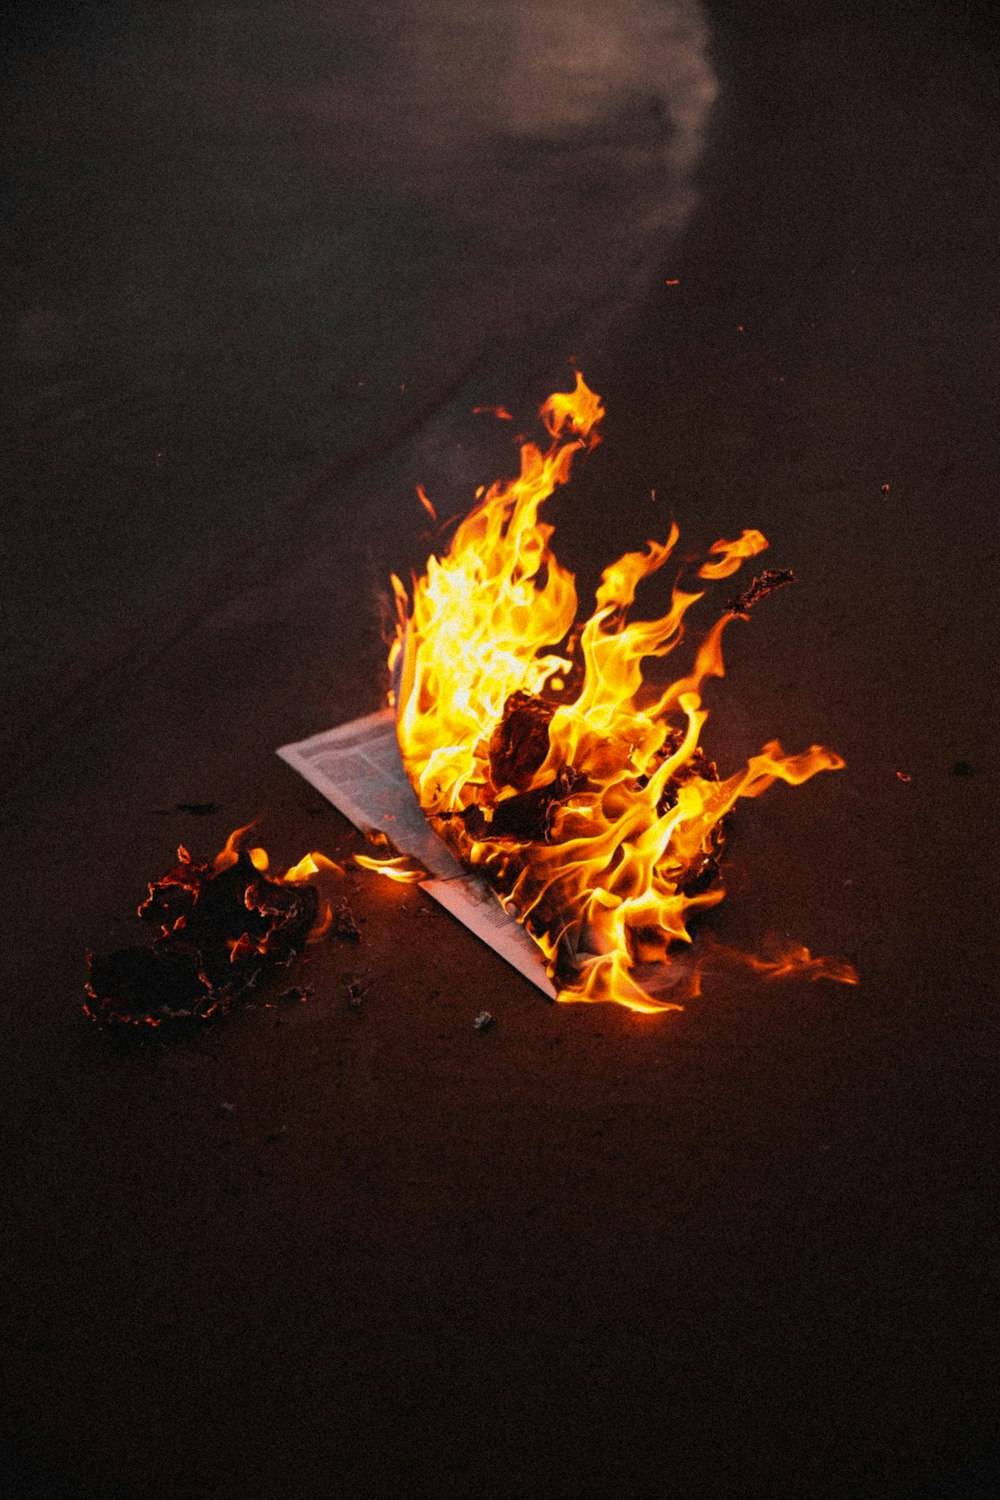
[[277, 711, 557, 998]]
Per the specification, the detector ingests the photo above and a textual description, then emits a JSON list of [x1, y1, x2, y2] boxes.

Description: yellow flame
[[353, 853, 426, 883], [280, 850, 344, 942], [282, 851, 344, 883], [391, 372, 852, 1013]]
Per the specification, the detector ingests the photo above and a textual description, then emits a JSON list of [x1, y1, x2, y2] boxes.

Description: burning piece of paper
[[85, 827, 339, 1029], [386, 372, 855, 1013], [278, 711, 558, 996]]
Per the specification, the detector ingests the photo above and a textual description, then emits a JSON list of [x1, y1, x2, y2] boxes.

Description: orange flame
[[416, 483, 436, 522], [697, 529, 768, 579], [473, 405, 514, 421], [390, 373, 853, 1012], [211, 828, 265, 876], [209, 829, 341, 939], [738, 938, 858, 985]]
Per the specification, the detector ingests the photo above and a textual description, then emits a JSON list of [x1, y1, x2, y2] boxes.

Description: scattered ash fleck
[[333, 901, 361, 941], [277, 985, 314, 1004], [473, 1010, 494, 1032], [341, 973, 365, 1009]]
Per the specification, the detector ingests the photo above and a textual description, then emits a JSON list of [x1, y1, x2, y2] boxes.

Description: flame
[[473, 404, 514, 421], [85, 827, 334, 1029], [737, 938, 858, 985], [281, 850, 344, 941], [353, 853, 426, 884], [391, 373, 853, 1013], [85, 819, 445, 1029], [282, 850, 344, 883], [212, 822, 256, 872], [209, 823, 270, 874], [697, 529, 768, 580], [416, 483, 436, 522]]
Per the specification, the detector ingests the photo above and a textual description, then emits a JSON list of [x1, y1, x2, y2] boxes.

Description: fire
[[353, 853, 425, 883], [416, 483, 437, 522], [390, 373, 855, 1012], [85, 828, 342, 1029]]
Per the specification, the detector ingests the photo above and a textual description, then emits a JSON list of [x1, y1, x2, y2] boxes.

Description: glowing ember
[[85, 826, 340, 1029], [390, 373, 856, 1013]]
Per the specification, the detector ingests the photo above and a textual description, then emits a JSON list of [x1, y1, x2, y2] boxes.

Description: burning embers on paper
[[390, 373, 856, 1013], [85, 827, 338, 1029]]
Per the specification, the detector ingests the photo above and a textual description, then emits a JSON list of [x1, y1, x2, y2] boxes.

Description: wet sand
[[3, 2, 998, 1494]]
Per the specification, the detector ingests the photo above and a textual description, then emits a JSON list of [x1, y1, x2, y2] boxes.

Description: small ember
[[725, 568, 797, 617]]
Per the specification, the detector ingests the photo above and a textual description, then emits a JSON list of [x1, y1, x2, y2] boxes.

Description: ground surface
[[3, 2, 998, 1495]]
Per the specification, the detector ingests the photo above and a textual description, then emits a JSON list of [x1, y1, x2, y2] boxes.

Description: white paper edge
[[277, 714, 557, 999]]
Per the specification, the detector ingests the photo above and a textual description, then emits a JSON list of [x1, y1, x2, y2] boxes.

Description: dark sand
[[3, 2, 998, 1494]]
